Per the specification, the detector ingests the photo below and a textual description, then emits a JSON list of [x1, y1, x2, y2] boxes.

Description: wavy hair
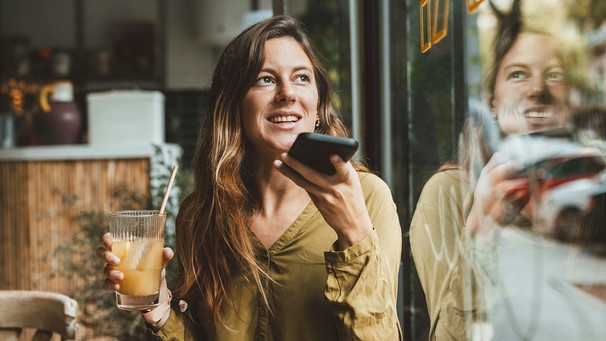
[[173, 15, 364, 330]]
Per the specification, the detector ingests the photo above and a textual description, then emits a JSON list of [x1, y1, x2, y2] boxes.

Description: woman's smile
[[241, 36, 319, 154]]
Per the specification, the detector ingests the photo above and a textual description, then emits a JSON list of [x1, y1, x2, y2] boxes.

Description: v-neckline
[[250, 200, 317, 252]]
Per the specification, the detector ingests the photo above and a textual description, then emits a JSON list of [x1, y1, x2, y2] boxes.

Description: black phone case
[[287, 133, 359, 175]]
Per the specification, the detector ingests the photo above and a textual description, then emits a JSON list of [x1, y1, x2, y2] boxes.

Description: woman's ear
[[491, 100, 497, 120]]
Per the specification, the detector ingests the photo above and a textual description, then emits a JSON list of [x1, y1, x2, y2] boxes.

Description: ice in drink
[[112, 239, 164, 296], [108, 210, 166, 311]]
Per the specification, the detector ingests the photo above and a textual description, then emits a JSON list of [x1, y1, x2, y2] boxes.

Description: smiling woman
[[98, 15, 403, 341], [240, 37, 319, 157], [490, 32, 571, 135]]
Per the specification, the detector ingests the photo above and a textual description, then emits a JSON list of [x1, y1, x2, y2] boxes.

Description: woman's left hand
[[275, 152, 373, 250]]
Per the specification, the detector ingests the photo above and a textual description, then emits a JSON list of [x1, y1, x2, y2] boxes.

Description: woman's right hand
[[276, 152, 373, 250], [466, 153, 527, 234], [96, 232, 174, 292]]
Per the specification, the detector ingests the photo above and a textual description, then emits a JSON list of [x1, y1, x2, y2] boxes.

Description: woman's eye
[[546, 71, 565, 82], [257, 76, 273, 84], [295, 74, 311, 83], [508, 71, 527, 80]]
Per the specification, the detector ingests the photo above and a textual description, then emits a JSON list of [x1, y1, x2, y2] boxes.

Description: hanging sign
[[420, 0, 486, 53]]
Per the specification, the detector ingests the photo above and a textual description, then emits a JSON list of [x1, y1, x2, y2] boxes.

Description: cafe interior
[[0, 0, 605, 340]]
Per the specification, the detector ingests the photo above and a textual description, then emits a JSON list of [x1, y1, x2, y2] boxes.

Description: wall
[[166, 0, 274, 89], [165, 0, 218, 90], [0, 0, 273, 90], [0, 0, 76, 48]]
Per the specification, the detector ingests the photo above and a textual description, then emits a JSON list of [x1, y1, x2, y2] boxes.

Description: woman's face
[[492, 33, 570, 136], [240, 37, 319, 157]]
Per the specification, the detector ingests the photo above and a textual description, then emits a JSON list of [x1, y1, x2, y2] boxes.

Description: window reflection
[[409, 0, 606, 340]]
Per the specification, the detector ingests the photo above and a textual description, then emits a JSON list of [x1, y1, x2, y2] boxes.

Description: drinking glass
[[108, 210, 166, 311]]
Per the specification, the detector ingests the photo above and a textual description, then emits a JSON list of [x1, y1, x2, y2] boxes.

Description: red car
[[507, 153, 606, 203]]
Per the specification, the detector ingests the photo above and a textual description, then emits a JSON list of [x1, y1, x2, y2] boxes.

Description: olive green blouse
[[150, 172, 403, 341], [409, 169, 477, 341]]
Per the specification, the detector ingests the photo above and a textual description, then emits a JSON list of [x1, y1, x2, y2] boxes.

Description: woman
[[409, 0, 574, 339], [98, 15, 402, 341], [465, 0, 572, 234]]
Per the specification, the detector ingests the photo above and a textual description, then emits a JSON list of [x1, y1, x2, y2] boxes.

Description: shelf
[[0, 143, 181, 161]]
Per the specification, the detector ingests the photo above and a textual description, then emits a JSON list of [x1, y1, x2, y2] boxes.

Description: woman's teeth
[[525, 111, 551, 119], [269, 115, 299, 123]]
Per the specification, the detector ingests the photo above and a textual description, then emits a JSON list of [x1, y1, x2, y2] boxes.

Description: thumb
[[162, 247, 174, 269]]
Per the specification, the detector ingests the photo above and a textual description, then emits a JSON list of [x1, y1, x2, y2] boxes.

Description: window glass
[[404, 0, 606, 340]]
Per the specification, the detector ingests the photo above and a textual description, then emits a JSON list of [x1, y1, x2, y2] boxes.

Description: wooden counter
[[0, 144, 181, 294]]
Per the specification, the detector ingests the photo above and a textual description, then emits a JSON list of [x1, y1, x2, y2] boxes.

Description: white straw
[[159, 165, 178, 214]]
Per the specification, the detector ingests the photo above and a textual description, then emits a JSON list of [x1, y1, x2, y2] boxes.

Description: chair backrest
[[0, 290, 79, 340]]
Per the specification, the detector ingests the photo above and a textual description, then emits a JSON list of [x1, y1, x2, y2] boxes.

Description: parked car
[[497, 134, 606, 240], [534, 171, 606, 240], [504, 148, 605, 205]]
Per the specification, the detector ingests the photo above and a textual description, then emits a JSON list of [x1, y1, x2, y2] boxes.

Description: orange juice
[[108, 210, 166, 310], [113, 239, 164, 296]]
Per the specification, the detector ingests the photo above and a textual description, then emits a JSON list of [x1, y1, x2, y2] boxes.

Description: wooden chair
[[0, 290, 79, 340]]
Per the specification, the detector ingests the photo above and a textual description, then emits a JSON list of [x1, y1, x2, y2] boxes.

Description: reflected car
[[504, 151, 606, 206], [533, 171, 606, 239]]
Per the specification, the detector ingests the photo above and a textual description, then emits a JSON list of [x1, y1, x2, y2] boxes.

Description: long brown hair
[[173, 15, 362, 329]]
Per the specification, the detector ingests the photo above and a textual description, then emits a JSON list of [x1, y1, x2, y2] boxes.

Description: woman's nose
[[275, 83, 296, 103], [527, 76, 549, 99]]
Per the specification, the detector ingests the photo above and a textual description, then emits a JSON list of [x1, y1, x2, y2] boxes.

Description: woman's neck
[[254, 163, 308, 211], [250, 164, 310, 249]]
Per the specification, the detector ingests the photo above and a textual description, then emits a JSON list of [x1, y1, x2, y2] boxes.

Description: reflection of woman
[[98, 16, 402, 340], [409, 0, 573, 339], [467, 10, 606, 336], [466, 16, 571, 233], [409, 111, 489, 341]]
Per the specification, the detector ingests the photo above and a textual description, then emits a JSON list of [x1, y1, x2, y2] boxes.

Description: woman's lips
[[267, 114, 300, 123]]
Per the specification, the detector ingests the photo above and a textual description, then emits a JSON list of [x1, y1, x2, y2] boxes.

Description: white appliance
[[87, 90, 165, 147]]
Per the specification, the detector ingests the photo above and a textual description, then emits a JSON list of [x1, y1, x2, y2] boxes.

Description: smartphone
[[287, 133, 359, 175]]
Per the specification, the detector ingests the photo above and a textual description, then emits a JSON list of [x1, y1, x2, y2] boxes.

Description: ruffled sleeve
[[324, 173, 403, 341]]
